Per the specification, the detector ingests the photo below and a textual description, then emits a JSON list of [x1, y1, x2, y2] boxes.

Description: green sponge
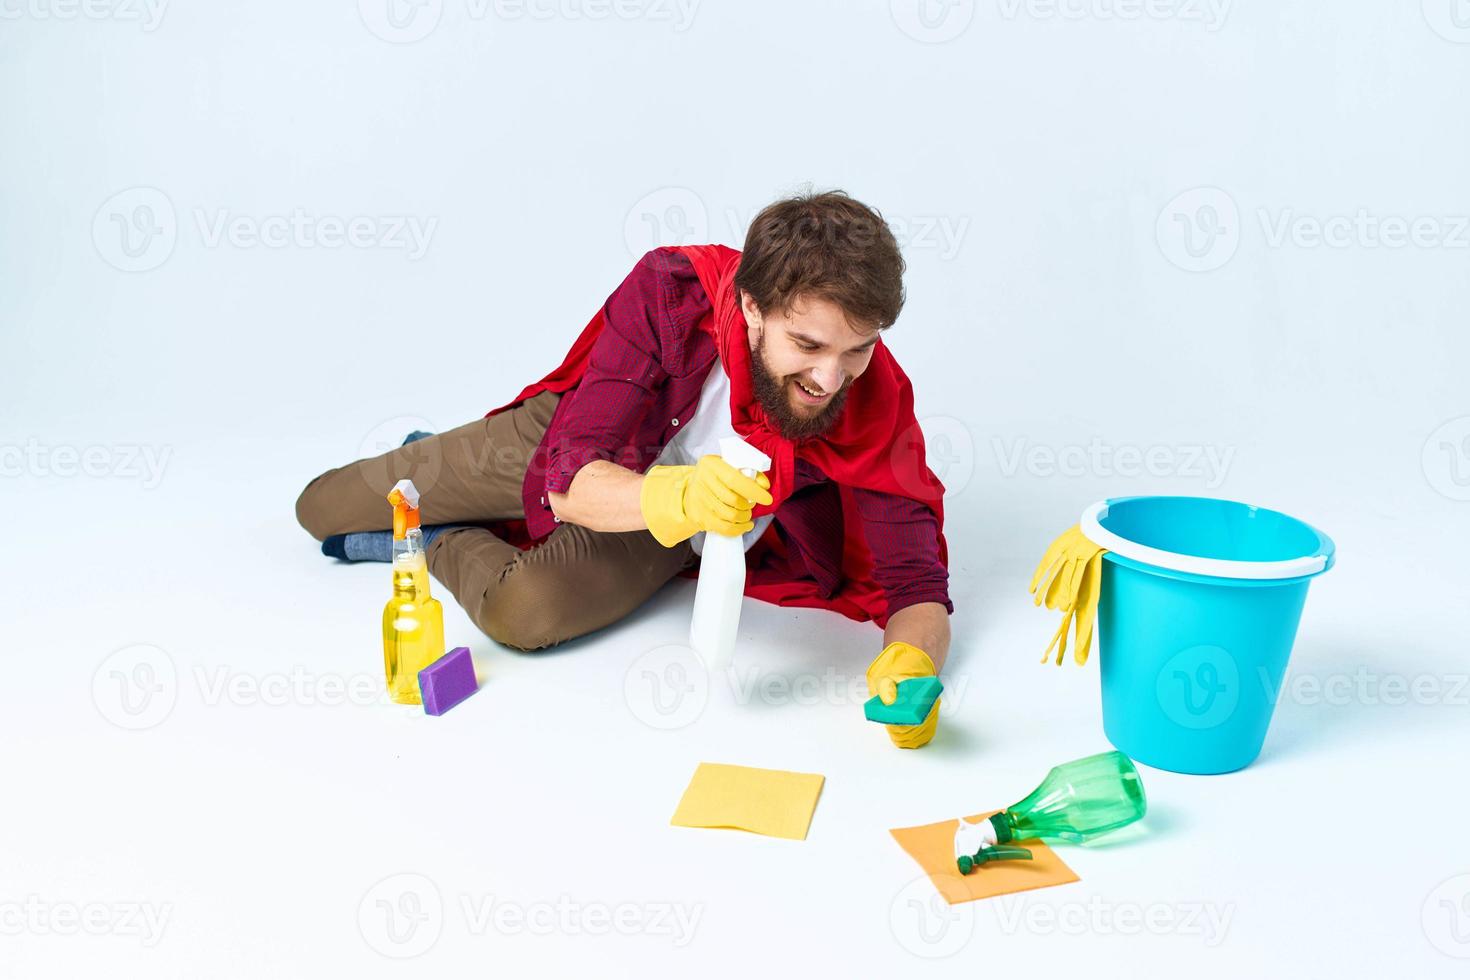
[[863, 676, 944, 726]]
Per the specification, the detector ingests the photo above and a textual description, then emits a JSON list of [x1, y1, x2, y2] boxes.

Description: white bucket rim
[[1080, 498, 1330, 581]]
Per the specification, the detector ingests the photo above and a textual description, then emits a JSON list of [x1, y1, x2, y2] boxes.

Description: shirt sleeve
[[541, 249, 679, 495], [851, 486, 954, 618]]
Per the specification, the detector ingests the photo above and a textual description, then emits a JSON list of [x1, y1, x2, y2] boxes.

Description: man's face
[[742, 291, 880, 441]]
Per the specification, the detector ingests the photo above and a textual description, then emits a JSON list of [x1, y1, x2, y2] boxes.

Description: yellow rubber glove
[[1029, 524, 1107, 666], [865, 641, 940, 749], [639, 455, 773, 548]]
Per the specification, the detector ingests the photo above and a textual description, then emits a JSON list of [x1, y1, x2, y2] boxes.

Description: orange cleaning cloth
[[890, 811, 1079, 905]]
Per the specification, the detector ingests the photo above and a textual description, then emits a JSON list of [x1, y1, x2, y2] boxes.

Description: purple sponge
[[418, 647, 478, 716]]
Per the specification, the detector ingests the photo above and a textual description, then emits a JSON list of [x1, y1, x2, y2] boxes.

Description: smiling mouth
[[792, 378, 830, 404]]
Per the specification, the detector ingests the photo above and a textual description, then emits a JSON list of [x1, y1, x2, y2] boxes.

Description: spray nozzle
[[956, 845, 1034, 875], [387, 479, 422, 540]]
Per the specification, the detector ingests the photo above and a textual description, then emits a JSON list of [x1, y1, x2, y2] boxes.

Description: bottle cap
[[387, 478, 423, 540]]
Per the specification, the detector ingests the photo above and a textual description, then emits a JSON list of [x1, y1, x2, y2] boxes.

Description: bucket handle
[[1080, 501, 1328, 581]]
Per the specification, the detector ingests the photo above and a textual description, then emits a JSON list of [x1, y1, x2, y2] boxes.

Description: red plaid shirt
[[520, 249, 952, 618]]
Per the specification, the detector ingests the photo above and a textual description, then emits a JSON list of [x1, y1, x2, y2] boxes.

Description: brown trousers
[[294, 391, 696, 651]]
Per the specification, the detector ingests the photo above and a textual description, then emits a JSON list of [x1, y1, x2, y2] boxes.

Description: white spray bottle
[[689, 435, 772, 672]]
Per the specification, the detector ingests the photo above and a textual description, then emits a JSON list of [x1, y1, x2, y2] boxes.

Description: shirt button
[[540, 496, 546, 505]]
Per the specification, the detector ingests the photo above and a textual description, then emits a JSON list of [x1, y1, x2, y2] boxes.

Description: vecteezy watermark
[[0, 896, 173, 947], [1156, 644, 1239, 730], [1258, 209, 1470, 251], [92, 644, 179, 731], [92, 187, 177, 273], [891, 416, 976, 499], [192, 666, 395, 709], [1422, 0, 1470, 43], [1423, 416, 1470, 502], [889, 880, 1233, 957], [1267, 665, 1470, 709], [359, 0, 700, 43], [991, 894, 1234, 946], [93, 648, 403, 731], [355, 415, 445, 495], [623, 644, 710, 730], [995, 0, 1231, 30], [624, 187, 710, 259], [623, 643, 969, 731], [459, 895, 702, 946], [357, 873, 702, 956], [92, 187, 437, 271], [0, 439, 172, 489], [890, 875, 976, 958], [889, 0, 975, 44], [193, 209, 436, 259], [722, 204, 971, 262], [991, 436, 1235, 489], [358, 0, 444, 42], [621, 187, 973, 262], [1156, 186, 1240, 272], [1423, 873, 1470, 958], [0, 0, 168, 30], [358, 873, 444, 959]]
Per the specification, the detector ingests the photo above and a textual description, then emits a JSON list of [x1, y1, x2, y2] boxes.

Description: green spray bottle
[[955, 750, 1147, 873]]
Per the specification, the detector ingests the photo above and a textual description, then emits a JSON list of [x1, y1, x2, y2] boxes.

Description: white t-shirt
[[651, 362, 775, 557]]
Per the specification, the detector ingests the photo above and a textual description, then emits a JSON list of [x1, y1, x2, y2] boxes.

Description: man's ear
[[740, 290, 763, 347]]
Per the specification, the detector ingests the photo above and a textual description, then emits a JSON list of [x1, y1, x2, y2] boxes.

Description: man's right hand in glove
[[639, 454, 773, 547]]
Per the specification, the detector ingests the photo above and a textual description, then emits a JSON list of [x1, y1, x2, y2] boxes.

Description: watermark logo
[[358, 873, 444, 958], [0, 440, 172, 488], [1258, 208, 1470, 250], [889, 875, 975, 958], [357, 416, 444, 496], [992, 436, 1234, 488], [1268, 665, 1470, 708], [460, 895, 702, 945], [1422, 416, 1470, 502], [93, 188, 436, 270], [1156, 644, 1238, 729], [0, 0, 168, 30], [891, 415, 975, 500], [1423, 874, 1470, 958], [193, 208, 436, 258], [0, 896, 173, 946], [623, 644, 709, 730], [624, 187, 708, 258], [92, 644, 178, 731], [1157, 186, 1239, 272], [623, 646, 968, 731], [1422, 0, 1470, 43], [993, 894, 1234, 945], [93, 187, 177, 273], [996, 0, 1231, 30], [359, 0, 444, 42], [890, 0, 975, 43]]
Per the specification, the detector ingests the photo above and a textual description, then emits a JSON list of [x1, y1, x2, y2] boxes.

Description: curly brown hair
[[734, 189, 906, 332]]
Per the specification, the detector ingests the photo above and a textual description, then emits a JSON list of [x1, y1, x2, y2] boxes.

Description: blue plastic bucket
[[1084, 496, 1335, 775]]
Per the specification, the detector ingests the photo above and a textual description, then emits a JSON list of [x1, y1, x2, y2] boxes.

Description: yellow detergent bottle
[[382, 479, 445, 704]]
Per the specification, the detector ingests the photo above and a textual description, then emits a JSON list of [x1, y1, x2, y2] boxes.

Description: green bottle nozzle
[[957, 845, 1034, 874]]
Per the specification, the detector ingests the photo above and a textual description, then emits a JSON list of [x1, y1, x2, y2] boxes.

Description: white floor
[[8, 427, 1468, 978], [7, 4, 1470, 975]]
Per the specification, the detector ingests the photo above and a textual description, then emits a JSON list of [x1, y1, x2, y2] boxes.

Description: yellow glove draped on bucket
[[865, 641, 941, 749], [1029, 524, 1108, 666]]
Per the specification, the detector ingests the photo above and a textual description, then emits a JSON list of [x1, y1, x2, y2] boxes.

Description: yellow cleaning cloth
[[670, 763, 825, 841], [890, 811, 1079, 905]]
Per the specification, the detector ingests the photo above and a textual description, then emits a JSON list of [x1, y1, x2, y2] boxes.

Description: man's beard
[[748, 331, 852, 441]]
